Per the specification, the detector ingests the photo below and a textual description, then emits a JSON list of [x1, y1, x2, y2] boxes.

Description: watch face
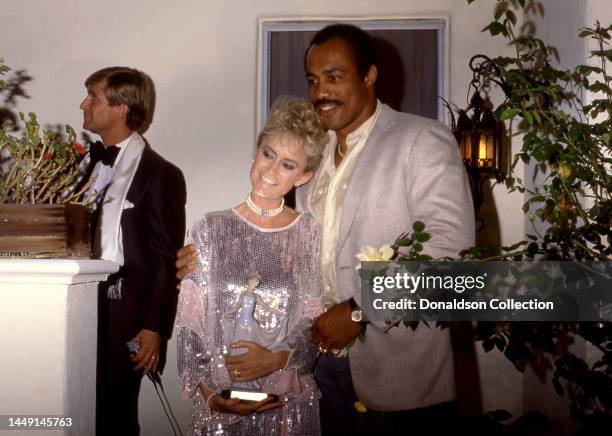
[[351, 309, 363, 323]]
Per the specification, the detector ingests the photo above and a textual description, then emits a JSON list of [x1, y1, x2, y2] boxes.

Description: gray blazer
[[296, 103, 475, 411]]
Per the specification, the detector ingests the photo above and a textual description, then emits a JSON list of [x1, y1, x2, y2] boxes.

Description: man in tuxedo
[[79, 66, 186, 435]]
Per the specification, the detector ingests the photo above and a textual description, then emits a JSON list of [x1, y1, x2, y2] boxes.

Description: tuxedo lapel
[[337, 105, 397, 253], [94, 133, 146, 264]]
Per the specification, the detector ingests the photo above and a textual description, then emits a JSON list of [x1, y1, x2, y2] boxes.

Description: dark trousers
[[96, 288, 143, 436], [315, 355, 459, 436], [315, 355, 360, 436], [357, 400, 460, 435]]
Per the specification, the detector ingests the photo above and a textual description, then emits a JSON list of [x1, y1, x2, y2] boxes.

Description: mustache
[[314, 99, 342, 109]]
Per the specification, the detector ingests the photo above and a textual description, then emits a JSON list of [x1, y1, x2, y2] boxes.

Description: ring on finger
[[234, 369, 240, 377]]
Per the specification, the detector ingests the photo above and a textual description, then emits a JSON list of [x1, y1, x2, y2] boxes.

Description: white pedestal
[[0, 259, 118, 436]]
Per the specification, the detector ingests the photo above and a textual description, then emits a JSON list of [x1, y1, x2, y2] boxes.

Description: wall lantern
[[446, 55, 506, 215]]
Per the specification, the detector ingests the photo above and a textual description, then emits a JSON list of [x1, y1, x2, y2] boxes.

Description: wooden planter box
[[0, 204, 91, 258]]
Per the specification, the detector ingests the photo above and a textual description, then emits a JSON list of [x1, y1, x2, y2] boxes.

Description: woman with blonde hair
[[177, 96, 328, 435]]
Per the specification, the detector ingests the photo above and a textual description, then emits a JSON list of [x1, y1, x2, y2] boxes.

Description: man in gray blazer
[[301, 24, 475, 435]]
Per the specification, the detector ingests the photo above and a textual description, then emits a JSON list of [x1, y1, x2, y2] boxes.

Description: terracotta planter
[[0, 204, 91, 258]]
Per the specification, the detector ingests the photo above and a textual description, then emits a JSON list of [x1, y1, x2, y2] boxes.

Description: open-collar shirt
[[310, 100, 382, 307]]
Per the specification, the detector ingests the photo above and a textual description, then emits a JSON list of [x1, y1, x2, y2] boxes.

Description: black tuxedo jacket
[[85, 142, 187, 342], [118, 144, 186, 340]]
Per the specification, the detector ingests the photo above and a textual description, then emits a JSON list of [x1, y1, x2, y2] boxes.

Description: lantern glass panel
[[486, 134, 496, 167], [478, 135, 487, 167]]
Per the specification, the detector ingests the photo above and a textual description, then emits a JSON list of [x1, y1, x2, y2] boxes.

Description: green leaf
[[587, 81, 611, 94], [531, 144, 550, 162], [523, 111, 534, 125], [590, 48, 612, 61], [520, 153, 530, 164], [506, 10, 517, 26], [552, 111, 565, 122], [412, 221, 425, 232], [415, 232, 431, 243], [577, 65, 603, 75], [484, 21, 506, 36], [500, 108, 521, 120]]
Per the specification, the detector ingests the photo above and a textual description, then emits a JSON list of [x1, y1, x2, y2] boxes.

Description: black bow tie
[[89, 141, 120, 167]]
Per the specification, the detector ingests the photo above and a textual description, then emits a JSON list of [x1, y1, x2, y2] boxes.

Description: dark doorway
[[262, 20, 445, 123]]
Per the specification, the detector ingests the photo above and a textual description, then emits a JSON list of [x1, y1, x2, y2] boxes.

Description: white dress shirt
[[310, 101, 382, 307], [84, 132, 136, 208]]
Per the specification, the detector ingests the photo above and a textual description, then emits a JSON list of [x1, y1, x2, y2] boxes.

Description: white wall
[[6, 1, 605, 434], [0, 0, 518, 233]]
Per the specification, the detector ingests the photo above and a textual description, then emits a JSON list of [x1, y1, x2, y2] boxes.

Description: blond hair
[[258, 96, 327, 171]]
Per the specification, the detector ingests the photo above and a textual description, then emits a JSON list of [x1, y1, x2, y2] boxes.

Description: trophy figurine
[[222, 271, 284, 399]]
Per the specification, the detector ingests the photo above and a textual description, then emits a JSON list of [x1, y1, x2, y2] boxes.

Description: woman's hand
[[225, 341, 289, 382], [199, 384, 281, 415], [208, 393, 280, 415]]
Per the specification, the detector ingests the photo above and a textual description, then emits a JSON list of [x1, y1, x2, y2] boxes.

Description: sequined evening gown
[[177, 209, 323, 435]]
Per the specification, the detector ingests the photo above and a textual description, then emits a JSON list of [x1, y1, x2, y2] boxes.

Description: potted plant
[[0, 58, 92, 258]]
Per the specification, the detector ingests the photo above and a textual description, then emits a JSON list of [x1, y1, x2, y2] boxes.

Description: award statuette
[[222, 272, 284, 401]]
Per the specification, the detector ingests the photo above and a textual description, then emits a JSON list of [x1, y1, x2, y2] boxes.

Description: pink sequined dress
[[177, 209, 323, 435]]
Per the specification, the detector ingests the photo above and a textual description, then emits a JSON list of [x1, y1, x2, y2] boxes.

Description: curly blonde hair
[[257, 96, 328, 171]]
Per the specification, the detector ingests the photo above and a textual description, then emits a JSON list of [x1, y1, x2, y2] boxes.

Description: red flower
[[72, 143, 87, 155], [43, 152, 53, 161]]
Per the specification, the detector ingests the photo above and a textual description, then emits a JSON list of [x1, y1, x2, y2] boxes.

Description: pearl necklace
[[246, 194, 284, 217]]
